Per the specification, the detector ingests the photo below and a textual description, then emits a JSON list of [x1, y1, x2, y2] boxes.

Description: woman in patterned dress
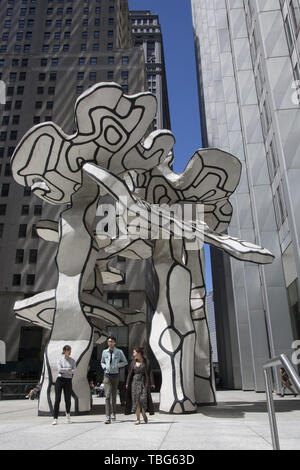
[[125, 347, 155, 424]]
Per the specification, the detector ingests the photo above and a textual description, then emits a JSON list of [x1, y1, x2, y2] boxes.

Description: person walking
[[125, 346, 155, 425], [52, 345, 76, 425], [101, 336, 128, 424], [280, 367, 297, 397]]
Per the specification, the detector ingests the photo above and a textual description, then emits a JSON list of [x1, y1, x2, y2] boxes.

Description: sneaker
[[105, 417, 111, 424], [111, 414, 116, 421], [52, 419, 58, 425], [66, 413, 71, 424]]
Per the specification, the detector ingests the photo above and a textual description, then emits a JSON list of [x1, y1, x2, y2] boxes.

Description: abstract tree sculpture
[[11, 83, 274, 415]]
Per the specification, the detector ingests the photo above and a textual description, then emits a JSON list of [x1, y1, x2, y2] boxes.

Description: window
[[18, 224, 27, 238], [15, 249, 24, 264], [31, 224, 38, 238], [290, 0, 300, 34], [1, 184, 10, 197], [122, 56, 129, 65], [286, 278, 300, 340], [26, 274, 35, 286], [13, 274, 21, 286], [18, 327, 43, 360], [107, 293, 129, 308], [21, 205, 30, 216], [34, 205, 42, 216], [29, 250, 38, 264], [285, 16, 294, 52], [0, 224, 4, 238], [2, 116, 9, 126], [274, 181, 287, 229], [4, 163, 11, 175], [0, 205, 7, 216]]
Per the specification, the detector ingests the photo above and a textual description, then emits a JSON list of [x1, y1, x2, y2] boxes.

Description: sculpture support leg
[[185, 243, 216, 405], [39, 175, 100, 415], [150, 239, 197, 413]]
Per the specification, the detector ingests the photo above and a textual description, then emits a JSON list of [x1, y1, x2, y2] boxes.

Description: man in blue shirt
[[101, 335, 128, 424]]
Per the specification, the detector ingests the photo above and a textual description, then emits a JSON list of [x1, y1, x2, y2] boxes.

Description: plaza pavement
[[0, 390, 299, 451]]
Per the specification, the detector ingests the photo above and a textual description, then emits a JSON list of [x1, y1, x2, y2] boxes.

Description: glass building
[[192, 0, 300, 391]]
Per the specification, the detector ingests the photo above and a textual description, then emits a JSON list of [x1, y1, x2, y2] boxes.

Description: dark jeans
[[53, 377, 72, 419]]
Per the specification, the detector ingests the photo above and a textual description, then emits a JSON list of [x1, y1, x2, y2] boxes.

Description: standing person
[[101, 336, 128, 424], [125, 346, 155, 425], [52, 345, 76, 425], [280, 368, 297, 397]]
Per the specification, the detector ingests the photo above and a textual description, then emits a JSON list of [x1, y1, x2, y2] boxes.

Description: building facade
[[206, 290, 218, 364], [0, 0, 167, 375], [192, 0, 300, 391], [130, 10, 171, 130]]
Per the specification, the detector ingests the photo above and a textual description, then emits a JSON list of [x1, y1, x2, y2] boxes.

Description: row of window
[[5, 6, 106, 16], [0, 147, 15, 159], [0, 162, 12, 176], [7, 0, 104, 3], [0, 42, 116, 53], [2, 30, 114, 42], [0, 56, 130, 68], [244, 1, 288, 232], [15, 248, 38, 264], [2, 17, 114, 29], [131, 18, 158, 26], [12, 273, 35, 287]]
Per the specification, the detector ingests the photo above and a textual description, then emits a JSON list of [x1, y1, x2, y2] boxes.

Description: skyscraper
[[130, 10, 171, 130], [206, 290, 218, 364], [0, 0, 158, 369], [192, 0, 300, 391]]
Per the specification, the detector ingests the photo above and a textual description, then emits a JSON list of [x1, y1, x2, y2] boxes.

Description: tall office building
[[0, 0, 161, 370], [130, 10, 171, 130], [192, 0, 300, 391], [206, 290, 218, 364]]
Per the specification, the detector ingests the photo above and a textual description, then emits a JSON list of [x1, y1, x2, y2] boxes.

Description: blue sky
[[128, 0, 213, 293], [128, 0, 202, 173]]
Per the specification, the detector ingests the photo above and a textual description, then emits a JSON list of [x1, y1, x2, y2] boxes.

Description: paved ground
[[0, 390, 299, 450]]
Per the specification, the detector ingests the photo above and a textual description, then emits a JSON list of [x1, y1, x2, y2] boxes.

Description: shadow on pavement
[[198, 399, 300, 419]]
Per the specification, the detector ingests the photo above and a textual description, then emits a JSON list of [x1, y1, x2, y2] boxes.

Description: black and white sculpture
[[11, 83, 274, 415]]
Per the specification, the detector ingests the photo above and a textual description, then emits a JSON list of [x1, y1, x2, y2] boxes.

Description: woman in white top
[[52, 345, 76, 425]]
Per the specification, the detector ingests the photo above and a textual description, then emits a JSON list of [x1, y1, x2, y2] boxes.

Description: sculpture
[[11, 83, 274, 415]]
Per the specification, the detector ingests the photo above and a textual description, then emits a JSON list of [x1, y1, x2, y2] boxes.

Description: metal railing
[[263, 354, 300, 450]]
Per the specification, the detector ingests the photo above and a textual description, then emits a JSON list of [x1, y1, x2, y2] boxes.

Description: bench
[[0, 382, 37, 400]]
